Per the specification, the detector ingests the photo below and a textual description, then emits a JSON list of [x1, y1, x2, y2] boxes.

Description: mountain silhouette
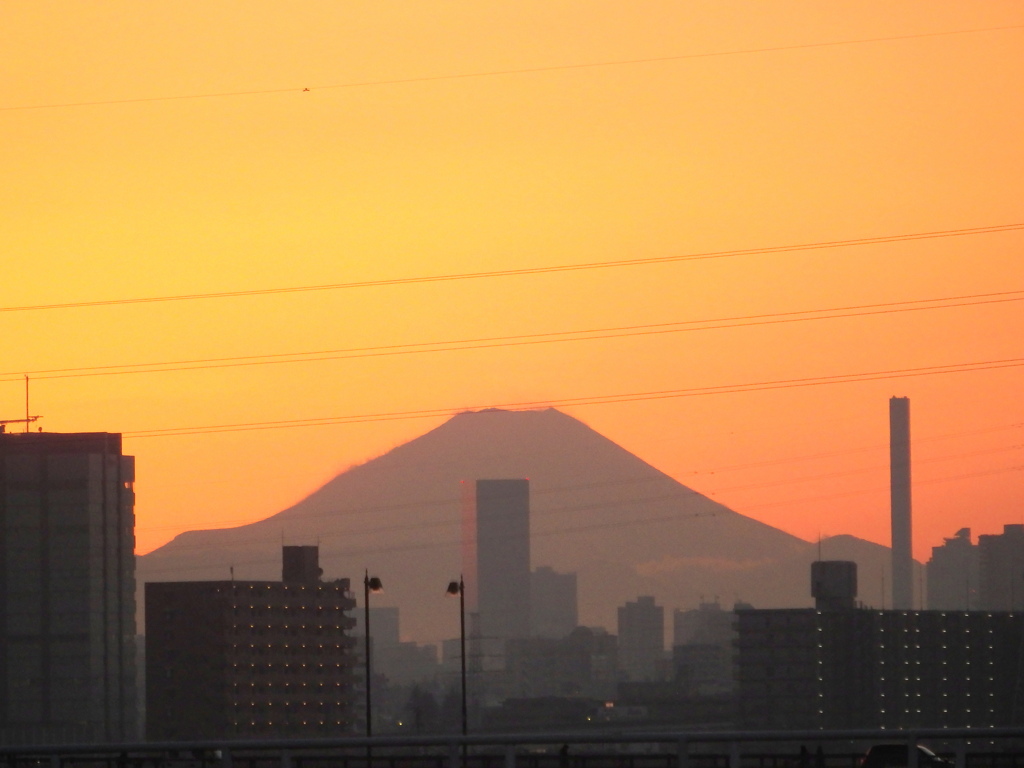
[[138, 408, 899, 644]]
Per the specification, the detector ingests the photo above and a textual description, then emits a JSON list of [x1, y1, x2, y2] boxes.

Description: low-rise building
[[737, 561, 1024, 729], [146, 546, 358, 740]]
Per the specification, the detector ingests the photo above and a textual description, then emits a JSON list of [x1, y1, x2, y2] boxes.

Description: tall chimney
[[889, 396, 912, 609]]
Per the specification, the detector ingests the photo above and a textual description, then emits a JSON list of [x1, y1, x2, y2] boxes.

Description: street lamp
[[364, 571, 383, 755], [445, 577, 468, 740]]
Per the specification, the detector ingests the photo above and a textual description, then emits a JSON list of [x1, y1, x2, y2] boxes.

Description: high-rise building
[[927, 528, 978, 610], [145, 547, 358, 740], [0, 431, 136, 744], [978, 524, 1024, 611], [889, 396, 913, 610], [530, 566, 577, 639], [464, 479, 530, 666], [617, 596, 664, 682]]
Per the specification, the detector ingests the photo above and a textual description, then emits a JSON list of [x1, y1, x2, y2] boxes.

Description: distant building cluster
[[927, 524, 1024, 611], [5, 410, 1024, 743]]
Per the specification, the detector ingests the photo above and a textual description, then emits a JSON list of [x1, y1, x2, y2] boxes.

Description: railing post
[[504, 745, 516, 768], [50, 755, 60, 768], [729, 741, 740, 768], [677, 740, 688, 768], [907, 736, 917, 768], [449, 741, 462, 768], [954, 741, 966, 768], [281, 750, 292, 768], [222, 750, 233, 768]]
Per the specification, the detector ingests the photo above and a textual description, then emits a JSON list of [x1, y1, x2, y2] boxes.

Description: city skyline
[[2, 2, 1023, 562]]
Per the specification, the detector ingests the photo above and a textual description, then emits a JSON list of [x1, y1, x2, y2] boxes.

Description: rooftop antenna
[[0, 376, 42, 434]]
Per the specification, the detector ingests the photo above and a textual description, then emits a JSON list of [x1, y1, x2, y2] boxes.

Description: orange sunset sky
[[2, 2, 1023, 562]]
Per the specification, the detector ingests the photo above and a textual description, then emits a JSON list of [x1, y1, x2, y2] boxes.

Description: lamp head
[[446, 581, 461, 596], [365, 575, 383, 593]]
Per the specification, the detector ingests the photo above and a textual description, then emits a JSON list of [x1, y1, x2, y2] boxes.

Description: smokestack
[[889, 396, 912, 610]]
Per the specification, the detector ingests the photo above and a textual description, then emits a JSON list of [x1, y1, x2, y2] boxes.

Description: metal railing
[[5, 728, 1024, 768]]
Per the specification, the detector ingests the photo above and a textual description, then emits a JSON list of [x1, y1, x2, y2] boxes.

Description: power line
[[139, 506, 726, 574], [138, 459, 1024, 569], [4, 23, 1022, 113], [135, 432, 1024, 537], [122, 356, 1024, 439], [137, 423, 1024, 534], [4, 288, 1021, 382], [137, 474, 690, 534], [1, 223, 1021, 315], [733, 461, 1024, 513], [709, 442, 1024, 495], [135, 417, 1024, 524], [141, 488, 712, 558]]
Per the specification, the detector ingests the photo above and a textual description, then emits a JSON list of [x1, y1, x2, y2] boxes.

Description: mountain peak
[[139, 408, 813, 644]]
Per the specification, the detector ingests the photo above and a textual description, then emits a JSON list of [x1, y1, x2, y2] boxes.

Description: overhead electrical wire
[[708, 442, 1024, 495], [3, 23, 1022, 113], [136, 474, 699, 533], [2, 287, 1022, 382], [735, 462, 1024, 513], [0, 223, 1021, 315], [121, 356, 1024, 439], [138, 459, 1024, 570], [142, 489, 712, 557], [2, 287, 1021, 382], [140, 492, 713, 556], [138, 507, 726, 576], [135, 434, 1023, 537], [694, 420, 1024, 476]]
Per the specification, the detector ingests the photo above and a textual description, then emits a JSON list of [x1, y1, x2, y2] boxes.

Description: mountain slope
[[138, 408, 886, 643]]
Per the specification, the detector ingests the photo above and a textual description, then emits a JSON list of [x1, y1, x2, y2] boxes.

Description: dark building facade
[[811, 560, 857, 611], [0, 432, 136, 744], [928, 528, 978, 610], [737, 607, 1024, 730], [978, 524, 1024, 611], [145, 547, 358, 740]]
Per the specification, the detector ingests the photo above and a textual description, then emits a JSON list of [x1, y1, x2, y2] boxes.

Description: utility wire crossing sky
[[3, 1, 1023, 559]]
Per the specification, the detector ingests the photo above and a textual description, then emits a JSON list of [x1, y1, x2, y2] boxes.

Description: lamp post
[[364, 571, 383, 764], [445, 577, 468, 741]]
